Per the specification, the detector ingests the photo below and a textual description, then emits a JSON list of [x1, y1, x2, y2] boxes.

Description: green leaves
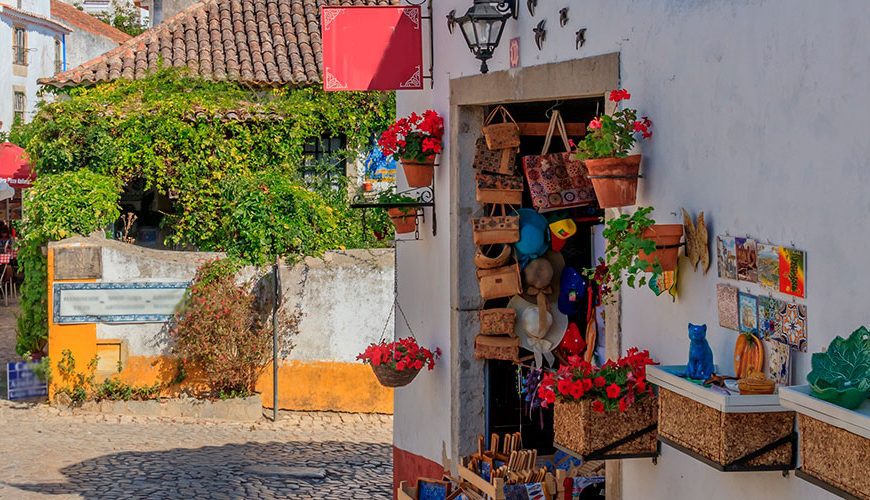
[[808, 327, 870, 409]]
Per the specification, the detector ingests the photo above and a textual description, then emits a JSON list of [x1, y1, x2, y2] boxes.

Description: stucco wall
[[395, 0, 869, 498], [48, 236, 396, 413], [62, 27, 119, 69]]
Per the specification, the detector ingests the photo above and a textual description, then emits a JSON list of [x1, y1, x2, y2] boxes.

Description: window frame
[[54, 38, 62, 73], [12, 26, 27, 66], [13, 91, 26, 124]]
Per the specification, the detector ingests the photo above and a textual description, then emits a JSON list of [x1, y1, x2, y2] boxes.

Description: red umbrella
[[0, 143, 34, 188]]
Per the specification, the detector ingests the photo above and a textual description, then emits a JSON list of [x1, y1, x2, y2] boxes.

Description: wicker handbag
[[474, 244, 512, 270], [477, 262, 522, 300], [479, 308, 517, 336], [476, 173, 524, 205], [482, 106, 521, 150], [474, 335, 520, 362], [472, 206, 519, 245], [473, 136, 517, 175]]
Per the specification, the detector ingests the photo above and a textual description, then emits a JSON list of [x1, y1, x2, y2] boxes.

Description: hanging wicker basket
[[371, 363, 421, 388]]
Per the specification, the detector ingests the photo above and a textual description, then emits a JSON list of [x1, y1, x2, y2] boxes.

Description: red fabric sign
[[321, 6, 423, 91]]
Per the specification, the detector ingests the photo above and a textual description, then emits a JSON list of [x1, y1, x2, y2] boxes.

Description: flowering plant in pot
[[378, 110, 444, 188], [377, 188, 419, 235], [587, 207, 659, 303], [575, 89, 652, 208], [539, 348, 659, 458], [357, 337, 441, 388]]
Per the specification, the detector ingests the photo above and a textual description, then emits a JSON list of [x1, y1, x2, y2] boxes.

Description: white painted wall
[[396, 0, 869, 497]]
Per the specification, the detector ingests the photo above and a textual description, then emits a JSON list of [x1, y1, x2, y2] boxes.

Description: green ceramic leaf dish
[[807, 327, 870, 410]]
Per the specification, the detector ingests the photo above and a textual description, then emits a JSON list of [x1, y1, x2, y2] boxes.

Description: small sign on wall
[[509, 37, 520, 68], [7, 362, 48, 400], [53, 282, 189, 324]]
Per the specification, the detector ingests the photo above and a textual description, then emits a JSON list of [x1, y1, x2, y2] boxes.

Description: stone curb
[[63, 394, 265, 422]]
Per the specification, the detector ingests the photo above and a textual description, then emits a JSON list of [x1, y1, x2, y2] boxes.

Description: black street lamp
[[447, 0, 517, 74]]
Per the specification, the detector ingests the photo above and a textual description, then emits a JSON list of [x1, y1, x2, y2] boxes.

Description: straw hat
[[508, 295, 568, 367]]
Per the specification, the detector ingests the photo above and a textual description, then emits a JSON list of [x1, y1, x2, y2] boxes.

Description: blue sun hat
[[514, 208, 550, 269], [558, 266, 587, 316]]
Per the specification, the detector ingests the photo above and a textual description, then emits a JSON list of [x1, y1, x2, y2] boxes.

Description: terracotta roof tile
[[50, 0, 130, 44], [42, 0, 398, 88]]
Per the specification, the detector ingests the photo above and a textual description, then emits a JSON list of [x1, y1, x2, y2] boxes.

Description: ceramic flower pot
[[388, 208, 417, 234], [401, 158, 435, 188], [638, 224, 684, 272], [584, 154, 642, 208]]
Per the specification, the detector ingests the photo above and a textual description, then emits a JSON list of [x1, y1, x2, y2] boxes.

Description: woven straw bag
[[473, 137, 517, 175], [474, 335, 520, 362], [472, 206, 519, 245], [477, 262, 522, 300], [482, 106, 521, 150], [479, 308, 517, 336], [476, 173, 524, 205], [474, 244, 512, 270]]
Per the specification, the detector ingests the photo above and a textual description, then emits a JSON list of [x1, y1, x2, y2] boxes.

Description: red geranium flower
[[608, 89, 631, 102], [588, 117, 602, 130], [606, 383, 621, 399], [568, 380, 585, 399], [592, 401, 605, 413], [618, 397, 628, 413], [593, 376, 606, 388]]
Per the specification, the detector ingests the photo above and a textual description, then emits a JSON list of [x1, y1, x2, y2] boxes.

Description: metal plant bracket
[[351, 185, 436, 240], [407, 0, 435, 88]]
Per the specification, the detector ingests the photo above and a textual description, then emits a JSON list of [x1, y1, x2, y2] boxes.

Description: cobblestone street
[[0, 302, 394, 499]]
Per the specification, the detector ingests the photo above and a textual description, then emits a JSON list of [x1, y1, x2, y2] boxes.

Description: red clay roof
[[41, 0, 398, 88], [50, 0, 131, 44]]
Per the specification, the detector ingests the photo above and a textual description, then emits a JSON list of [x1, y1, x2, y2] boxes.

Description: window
[[13, 92, 26, 124], [12, 27, 26, 65], [54, 38, 62, 74], [302, 135, 347, 187]]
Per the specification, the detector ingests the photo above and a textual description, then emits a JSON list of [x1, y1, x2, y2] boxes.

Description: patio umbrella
[[0, 180, 13, 202], [0, 143, 33, 222]]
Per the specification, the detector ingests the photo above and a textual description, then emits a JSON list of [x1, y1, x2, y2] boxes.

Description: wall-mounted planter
[[780, 385, 869, 499], [638, 225, 684, 271], [553, 396, 659, 461], [648, 365, 796, 472], [401, 158, 435, 188], [388, 208, 417, 234], [585, 154, 641, 208]]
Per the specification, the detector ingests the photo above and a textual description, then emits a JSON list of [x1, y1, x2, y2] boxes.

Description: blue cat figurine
[[686, 323, 714, 380]]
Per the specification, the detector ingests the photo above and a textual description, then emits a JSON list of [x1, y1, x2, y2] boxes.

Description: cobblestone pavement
[[0, 403, 393, 499]]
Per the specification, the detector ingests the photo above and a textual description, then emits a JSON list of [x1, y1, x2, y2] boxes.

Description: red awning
[[0, 143, 34, 188]]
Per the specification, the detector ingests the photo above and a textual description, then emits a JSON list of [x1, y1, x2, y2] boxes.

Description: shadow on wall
[[4, 440, 392, 498]]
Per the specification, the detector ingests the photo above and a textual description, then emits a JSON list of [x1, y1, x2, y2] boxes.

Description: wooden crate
[[649, 366, 795, 471], [458, 460, 560, 500], [397, 481, 416, 500]]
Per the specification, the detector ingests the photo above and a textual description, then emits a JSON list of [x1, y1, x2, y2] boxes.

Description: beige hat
[[508, 295, 568, 367]]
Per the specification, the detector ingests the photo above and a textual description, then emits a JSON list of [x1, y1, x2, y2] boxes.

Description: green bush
[[16, 170, 120, 356]]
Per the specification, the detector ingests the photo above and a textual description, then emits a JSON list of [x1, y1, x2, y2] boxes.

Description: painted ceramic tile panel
[[776, 302, 807, 352], [735, 237, 758, 282], [779, 247, 806, 298], [717, 236, 737, 280], [766, 339, 791, 387], [756, 243, 780, 291], [716, 283, 739, 330], [757, 295, 782, 340], [738, 292, 758, 336]]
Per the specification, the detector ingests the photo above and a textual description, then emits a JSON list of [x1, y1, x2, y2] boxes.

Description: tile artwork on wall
[[735, 237, 758, 283], [776, 302, 808, 352], [756, 243, 780, 291], [717, 236, 737, 280], [716, 283, 739, 330], [779, 247, 806, 298], [766, 338, 792, 386], [738, 292, 758, 336], [757, 295, 782, 340]]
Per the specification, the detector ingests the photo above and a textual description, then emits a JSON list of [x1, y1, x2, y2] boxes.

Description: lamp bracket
[[406, 0, 435, 88]]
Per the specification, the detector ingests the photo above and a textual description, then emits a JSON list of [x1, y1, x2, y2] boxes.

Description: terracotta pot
[[584, 154, 641, 208], [388, 208, 417, 234], [401, 158, 435, 188], [362, 181, 373, 192], [638, 224, 683, 271]]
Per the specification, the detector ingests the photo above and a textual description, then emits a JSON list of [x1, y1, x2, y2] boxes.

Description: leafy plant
[[378, 110, 444, 162], [807, 327, 870, 409], [94, 378, 162, 401], [171, 259, 279, 396], [377, 188, 418, 218], [91, 0, 146, 37], [575, 89, 652, 160], [15, 171, 120, 356], [586, 207, 660, 302], [55, 350, 98, 404]]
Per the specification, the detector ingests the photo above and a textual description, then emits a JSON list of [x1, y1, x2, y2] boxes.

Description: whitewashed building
[[392, 1, 869, 499]]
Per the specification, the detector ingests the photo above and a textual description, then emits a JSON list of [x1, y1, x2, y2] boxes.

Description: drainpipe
[[62, 34, 66, 71]]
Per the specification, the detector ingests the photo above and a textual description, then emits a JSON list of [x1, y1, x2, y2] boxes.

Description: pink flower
[[588, 117, 602, 130]]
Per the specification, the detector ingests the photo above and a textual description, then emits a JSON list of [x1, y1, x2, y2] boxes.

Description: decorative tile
[[766, 339, 791, 387], [716, 236, 737, 280], [776, 302, 807, 352], [756, 243, 779, 291], [779, 247, 806, 298], [757, 295, 782, 340], [735, 237, 758, 283], [716, 283, 739, 330], [738, 292, 758, 336]]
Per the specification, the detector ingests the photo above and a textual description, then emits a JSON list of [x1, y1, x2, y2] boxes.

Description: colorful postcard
[[766, 339, 791, 387], [756, 243, 780, 291], [738, 292, 758, 336], [716, 236, 737, 280], [757, 295, 782, 340], [779, 247, 806, 298], [776, 302, 808, 352], [735, 237, 758, 282], [716, 283, 739, 330]]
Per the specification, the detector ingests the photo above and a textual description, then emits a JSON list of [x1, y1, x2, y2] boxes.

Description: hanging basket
[[401, 158, 435, 188], [638, 224, 684, 271], [371, 363, 421, 388], [585, 154, 642, 208]]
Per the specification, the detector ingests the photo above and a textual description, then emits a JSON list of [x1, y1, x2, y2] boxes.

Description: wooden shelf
[[647, 365, 788, 413]]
